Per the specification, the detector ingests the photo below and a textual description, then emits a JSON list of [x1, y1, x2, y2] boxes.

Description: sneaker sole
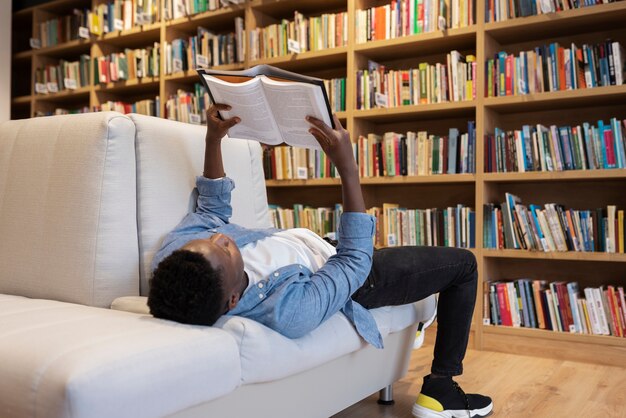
[[412, 401, 493, 418]]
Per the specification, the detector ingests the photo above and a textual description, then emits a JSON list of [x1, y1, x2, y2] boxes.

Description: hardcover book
[[197, 65, 334, 150]]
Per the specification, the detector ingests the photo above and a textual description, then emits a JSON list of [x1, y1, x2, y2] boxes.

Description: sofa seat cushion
[[0, 294, 241, 418], [216, 297, 436, 385]]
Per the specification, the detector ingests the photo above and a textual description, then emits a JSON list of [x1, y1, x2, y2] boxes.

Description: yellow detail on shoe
[[415, 394, 444, 412]]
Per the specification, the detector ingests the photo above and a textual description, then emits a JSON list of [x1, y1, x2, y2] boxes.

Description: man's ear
[[227, 292, 240, 310]]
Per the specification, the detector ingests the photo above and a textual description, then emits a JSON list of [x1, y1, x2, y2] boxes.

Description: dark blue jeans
[[351, 246, 477, 377]]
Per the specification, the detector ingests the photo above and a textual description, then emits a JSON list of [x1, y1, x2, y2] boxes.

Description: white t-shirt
[[240, 228, 337, 292]]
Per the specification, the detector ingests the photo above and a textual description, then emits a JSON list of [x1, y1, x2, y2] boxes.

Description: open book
[[197, 65, 334, 150]]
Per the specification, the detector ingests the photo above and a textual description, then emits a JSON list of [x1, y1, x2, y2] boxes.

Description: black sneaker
[[412, 375, 493, 418]]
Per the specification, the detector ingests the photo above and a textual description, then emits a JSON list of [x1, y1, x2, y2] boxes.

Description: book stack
[[323, 78, 347, 112], [262, 146, 339, 180], [485, 119, 626, 173], [37, 8, 90, 47], [355, 0, 475, 43], [485, 41, 625, 97], [248, 10, 348, 61], [94, 44, 160, 84], [357, 52, 476, 109], [484, 193, 626, 253], [485, 279, 626, 337], [357, 123, 476, 177], [163, 0, 245, 20], [164, 20, 245, 74], [269, 204, 343, 239], [35, 107, 91, 117], [377, 203, 475, 248], [98, 98, 160, 116], [90, 0, 160, 35], [486, 0, 615, 23], [34, 56, 91, 94], [165, 84, 211, 124]]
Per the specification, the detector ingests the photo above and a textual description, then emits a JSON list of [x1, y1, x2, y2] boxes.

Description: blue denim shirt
[[152, 176, 382, 348]]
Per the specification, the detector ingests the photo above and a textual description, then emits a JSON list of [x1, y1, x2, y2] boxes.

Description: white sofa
[[0, 112, 436, 418]]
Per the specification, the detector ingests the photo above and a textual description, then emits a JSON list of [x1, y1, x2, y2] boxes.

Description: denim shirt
[[152, 176, 383, 348]]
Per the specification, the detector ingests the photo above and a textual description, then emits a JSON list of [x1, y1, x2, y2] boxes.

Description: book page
[[260, 76, 332, 150], [201, 74, 282, 145]]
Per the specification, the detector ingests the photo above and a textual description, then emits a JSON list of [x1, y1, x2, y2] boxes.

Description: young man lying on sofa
[[147, 104, 493, 418]]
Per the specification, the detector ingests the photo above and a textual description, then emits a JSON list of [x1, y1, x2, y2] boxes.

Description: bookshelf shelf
[[482, 169, 626, 182], [354, 26, 476, 60], [484, 2, 626, 43], [11, 0, 626, 364], [483, 85, 626, 113], [354, 101, 475, 122], [249, 46, 349, 72], [482, 249, 626, 263]]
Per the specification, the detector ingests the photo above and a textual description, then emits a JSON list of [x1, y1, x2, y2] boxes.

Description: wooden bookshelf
[[11, 0, 626, 363]]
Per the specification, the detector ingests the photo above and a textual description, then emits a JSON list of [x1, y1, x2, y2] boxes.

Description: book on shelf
[[357, 52, 476, 109], [269, 204, 343, 239], [197, 64, 334, 150], [34, 56, 91, 94], [97, 97, 161, 116], [357, 123, 476, 177], [486, 0, 617, 23], [263, 146, 339, 180], [484, 194, 626, 253], [485, 118, 626, 173], [163, 0, 245, 20], [165, 84, 211, 125], [484, 278, 626, 337], [94, 44, 160, 84], [485, 40, 625, 97], [164, 20, 244, 74], [248, 10, 348, 61], [37, 8, 89, 48], [90, 0, 160, 35], [35, 107, 91, 117], [355, 0, 476, 43]]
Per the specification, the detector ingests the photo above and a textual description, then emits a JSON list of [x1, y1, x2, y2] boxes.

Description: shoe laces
[[452, 380, 471, 416]]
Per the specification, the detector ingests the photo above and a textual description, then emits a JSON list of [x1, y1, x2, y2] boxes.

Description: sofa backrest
[[0, 112, 139, 307], [128, 114, 272, 296]]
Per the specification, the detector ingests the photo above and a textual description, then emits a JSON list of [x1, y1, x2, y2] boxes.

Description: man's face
[[182, 234, 246, 313]]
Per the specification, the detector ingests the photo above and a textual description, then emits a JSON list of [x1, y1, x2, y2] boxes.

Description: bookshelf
[[11, 0, 626, 365]]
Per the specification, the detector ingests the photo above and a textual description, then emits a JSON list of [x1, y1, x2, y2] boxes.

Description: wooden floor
[[333, 340, 626, 418]]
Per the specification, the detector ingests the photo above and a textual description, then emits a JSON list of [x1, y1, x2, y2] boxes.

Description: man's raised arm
[[203, 103, 240, 179]]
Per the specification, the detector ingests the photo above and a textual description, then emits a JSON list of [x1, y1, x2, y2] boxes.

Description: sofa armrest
[[110, 296, 150, 315]]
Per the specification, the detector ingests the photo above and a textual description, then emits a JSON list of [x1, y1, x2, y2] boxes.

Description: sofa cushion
[[0, 294, 241, 418], [0, 112, 139, 307], [128, 114, 272, 296], [216, 297, 437, 384]]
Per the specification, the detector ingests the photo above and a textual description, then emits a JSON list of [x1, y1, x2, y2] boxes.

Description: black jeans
[[351, 246, 478, 377]]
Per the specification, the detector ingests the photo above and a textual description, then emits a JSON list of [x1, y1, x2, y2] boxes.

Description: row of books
[[164, 85, 211, 124], [356, 124, 476, 177], [374, 203, 476, 248], [355, 0, 476, 43], [269, 204, 343, 239], [485, 280, 626, 337], [89, 0, 160, 35], [34, 56, 91, 94], [268, 202, 475, 249], [248, 11, 348, 61], [93, 45, 160, 84], [484, 194, 626, 253], [485, 0, 615, 23], [37, 8, 90, 48], [163, 0, 245, 20], [97, 98, 161, 116], [163, 21, 244, 74], [357, 52, 476, 109], [263, 146, 338, 180], [323, 78, 347, 113], [35, 107, 91, 117], [485, 118, 626, 173], [485, 40, 625, 97]]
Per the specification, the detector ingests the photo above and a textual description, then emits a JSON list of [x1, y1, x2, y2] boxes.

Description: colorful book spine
[[34, 56, 91, 94], [164, 84, 210, 124], [97, 97, 160, 116]]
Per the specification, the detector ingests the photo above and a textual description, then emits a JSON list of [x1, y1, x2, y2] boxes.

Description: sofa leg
[[377, 385, 395, 405]]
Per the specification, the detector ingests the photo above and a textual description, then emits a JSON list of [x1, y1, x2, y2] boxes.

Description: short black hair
[[148, 249, 225, 326]]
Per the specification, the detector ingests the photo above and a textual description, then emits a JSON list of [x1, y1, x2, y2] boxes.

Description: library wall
[[0, 1, 12, 122]]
